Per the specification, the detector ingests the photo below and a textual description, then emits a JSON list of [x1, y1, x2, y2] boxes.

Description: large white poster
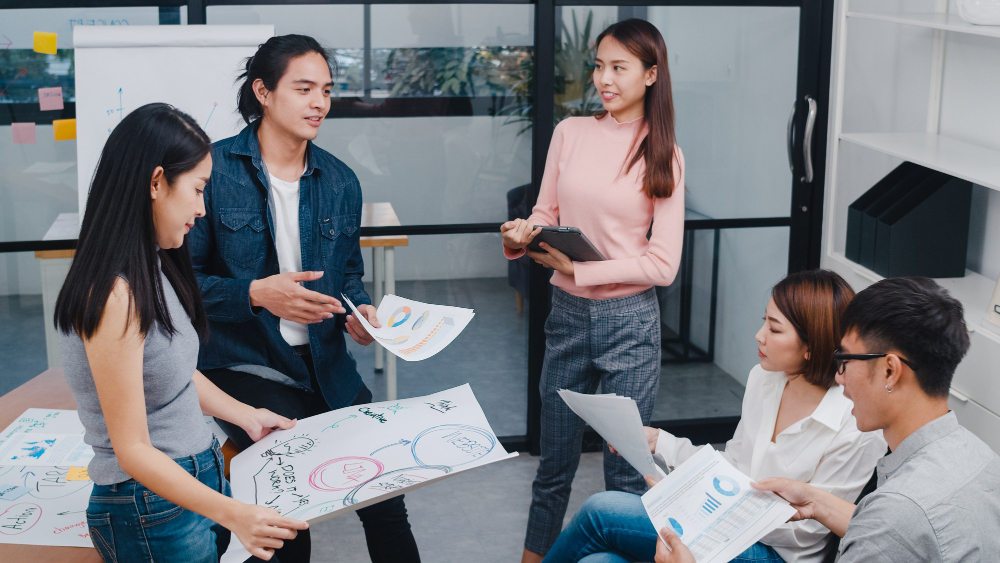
[[0, 465, 93, 548], [73, 25, 273, 217], [224, 384, 515, 562]]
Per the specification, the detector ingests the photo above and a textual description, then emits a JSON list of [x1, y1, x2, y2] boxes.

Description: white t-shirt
[[268, 172, 309, 347]]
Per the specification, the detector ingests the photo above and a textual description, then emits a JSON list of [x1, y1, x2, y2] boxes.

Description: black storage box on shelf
[[872, 171, 972, 278], [845, 161, 972, 278], [845, 162, 926, 265]]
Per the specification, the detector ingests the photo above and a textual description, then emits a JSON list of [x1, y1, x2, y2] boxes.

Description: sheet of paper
[[342, 294, 475, 361], [52, 118, 76, 141], [0, 410, 94, 468], [558, 390, 665, 479], [641, 445, 796, 563], [222, 384, 516, 562], [38, 87, 64, 111], [1, 409, 87, 442], [12, 123, 36, 145], [0, 465, 94, 548], [204, 416, 230, 445], [0, 434, 94, 466], [33, 32, 58, 55]]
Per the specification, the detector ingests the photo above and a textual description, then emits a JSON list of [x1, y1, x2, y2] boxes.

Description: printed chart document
[[558, 390, 665, 479], [342, 294, 474, 361], [0, 409, 93, 467], [641, 445, 796, 563], [222, 384, 516, 563]]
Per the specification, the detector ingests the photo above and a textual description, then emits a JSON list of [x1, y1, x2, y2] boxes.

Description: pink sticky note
[[38, 87, 64, 111], [12, 122, 36, 145]]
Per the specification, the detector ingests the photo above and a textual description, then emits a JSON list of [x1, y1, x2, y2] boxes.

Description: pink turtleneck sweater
[[504, 114, 685, 300]]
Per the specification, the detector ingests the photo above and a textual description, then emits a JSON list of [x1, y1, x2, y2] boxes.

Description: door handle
[[801, 95, 817, 183], [786, 100, 796, 174]]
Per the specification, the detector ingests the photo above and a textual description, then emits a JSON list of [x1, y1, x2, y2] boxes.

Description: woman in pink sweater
[[501, 19, 685, 563]]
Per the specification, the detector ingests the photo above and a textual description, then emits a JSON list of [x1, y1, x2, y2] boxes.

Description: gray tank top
[[61, 264, 212, 485]]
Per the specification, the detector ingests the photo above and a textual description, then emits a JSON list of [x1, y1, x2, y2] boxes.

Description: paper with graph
[[0, 409, 94, 467], [641, 445, 796, 563], [223, 384, 516, 562], [342, 294, 474, 361]]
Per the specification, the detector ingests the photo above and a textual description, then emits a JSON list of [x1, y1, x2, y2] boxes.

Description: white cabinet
[[822, 0, 1000, 451]]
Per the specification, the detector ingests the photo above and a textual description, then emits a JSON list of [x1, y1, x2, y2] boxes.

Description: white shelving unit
[[823, 0, 1000, 452]]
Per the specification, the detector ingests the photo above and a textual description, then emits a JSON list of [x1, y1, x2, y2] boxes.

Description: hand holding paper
[[641, 446, 796, 563], [557, 390, 666, 480], [342, 294, 474, 361]]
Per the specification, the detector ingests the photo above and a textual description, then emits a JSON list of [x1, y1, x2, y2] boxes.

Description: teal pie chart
[[713, 475, 740, 497], [668, 517, 684, 537]]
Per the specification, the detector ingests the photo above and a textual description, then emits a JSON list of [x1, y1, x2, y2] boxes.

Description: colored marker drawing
[[223, 385, 516, 562]]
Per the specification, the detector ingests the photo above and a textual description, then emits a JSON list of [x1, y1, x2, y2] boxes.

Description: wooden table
[[0, 369, 241, 562], [35, 202, 409, 401]]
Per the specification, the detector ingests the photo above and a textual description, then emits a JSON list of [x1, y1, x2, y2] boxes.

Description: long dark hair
[[54, 103, 210, 340], [595, 19, 677, 199], [771, 270, 855, 388], [236, 34, 337, 124]]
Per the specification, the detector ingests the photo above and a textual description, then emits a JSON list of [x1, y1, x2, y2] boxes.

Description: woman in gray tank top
[[54, 103, 308, 562]]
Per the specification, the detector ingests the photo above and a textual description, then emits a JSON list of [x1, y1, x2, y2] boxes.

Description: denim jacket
[[188, 122, 371, 409]]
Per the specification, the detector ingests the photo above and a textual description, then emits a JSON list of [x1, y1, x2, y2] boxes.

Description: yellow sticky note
[[33, 31, 58, 55], [53, 118, 76, 141], [67, 466, 90, 481]]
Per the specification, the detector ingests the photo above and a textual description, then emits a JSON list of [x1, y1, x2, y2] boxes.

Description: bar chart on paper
[[642, 446, 796, 563]]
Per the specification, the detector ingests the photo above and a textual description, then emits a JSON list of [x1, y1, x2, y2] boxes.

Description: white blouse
[[654, 364, 886, 563]]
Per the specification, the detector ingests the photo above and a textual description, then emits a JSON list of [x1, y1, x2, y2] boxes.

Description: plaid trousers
[[525, 287, 662, 555]]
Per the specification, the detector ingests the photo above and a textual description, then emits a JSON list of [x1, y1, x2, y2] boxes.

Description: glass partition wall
[[0, 0, 833, 452]]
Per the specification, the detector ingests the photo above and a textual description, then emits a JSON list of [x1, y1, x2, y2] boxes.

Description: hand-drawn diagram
[[222, 384, 516, 563], [0, 465, 93, 547], [342, 294, 475, 362], [105, 87, 123, 133], [204, 101, 218, 128]]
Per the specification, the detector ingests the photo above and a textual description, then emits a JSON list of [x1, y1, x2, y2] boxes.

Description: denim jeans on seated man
[[542, 491, 784, 563]]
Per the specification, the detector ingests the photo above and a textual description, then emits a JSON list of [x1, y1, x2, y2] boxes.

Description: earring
[[885, 385, 894, 393]]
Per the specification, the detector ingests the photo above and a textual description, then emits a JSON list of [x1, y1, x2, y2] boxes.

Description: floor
[[0, 278, 744, 562], [309, 450, 609, 563]]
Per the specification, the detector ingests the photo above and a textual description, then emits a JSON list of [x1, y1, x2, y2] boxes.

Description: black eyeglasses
[[833, 350, 918, 375]]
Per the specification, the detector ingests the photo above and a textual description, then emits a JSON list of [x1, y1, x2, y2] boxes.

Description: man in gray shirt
[[652, 277, 1000, 563]]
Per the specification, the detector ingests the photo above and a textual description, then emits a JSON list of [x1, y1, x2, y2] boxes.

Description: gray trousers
[[525, 287, 662, 555]]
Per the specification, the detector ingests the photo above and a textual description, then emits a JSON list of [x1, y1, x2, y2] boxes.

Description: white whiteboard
[[73, 25, 274, 216]]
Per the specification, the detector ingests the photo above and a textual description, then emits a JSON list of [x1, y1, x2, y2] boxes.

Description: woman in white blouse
[[542, 269, 887, 563]]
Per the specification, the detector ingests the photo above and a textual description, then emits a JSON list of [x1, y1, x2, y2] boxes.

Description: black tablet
[[527, 226, 606, 262]]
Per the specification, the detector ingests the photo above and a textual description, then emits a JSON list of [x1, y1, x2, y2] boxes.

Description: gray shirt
[[839, 412, 1000, 562], [61, 265, 212, 485]]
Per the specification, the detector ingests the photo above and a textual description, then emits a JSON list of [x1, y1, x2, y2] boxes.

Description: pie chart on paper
[[388, 306, 412, 327]]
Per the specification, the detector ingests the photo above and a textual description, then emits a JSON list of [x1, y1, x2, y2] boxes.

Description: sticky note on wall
[[38, 87, 64, 111], [33, 32, 58, 55], [53, 118, 76, 141], [12, 122, 37, 145]]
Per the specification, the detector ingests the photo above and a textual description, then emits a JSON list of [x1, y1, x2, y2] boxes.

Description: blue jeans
[[543, 491, 785, 563], [86, 438, 231, 563]]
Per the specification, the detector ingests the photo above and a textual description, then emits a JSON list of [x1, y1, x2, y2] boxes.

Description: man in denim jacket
[[188, 35, 420, 563]]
